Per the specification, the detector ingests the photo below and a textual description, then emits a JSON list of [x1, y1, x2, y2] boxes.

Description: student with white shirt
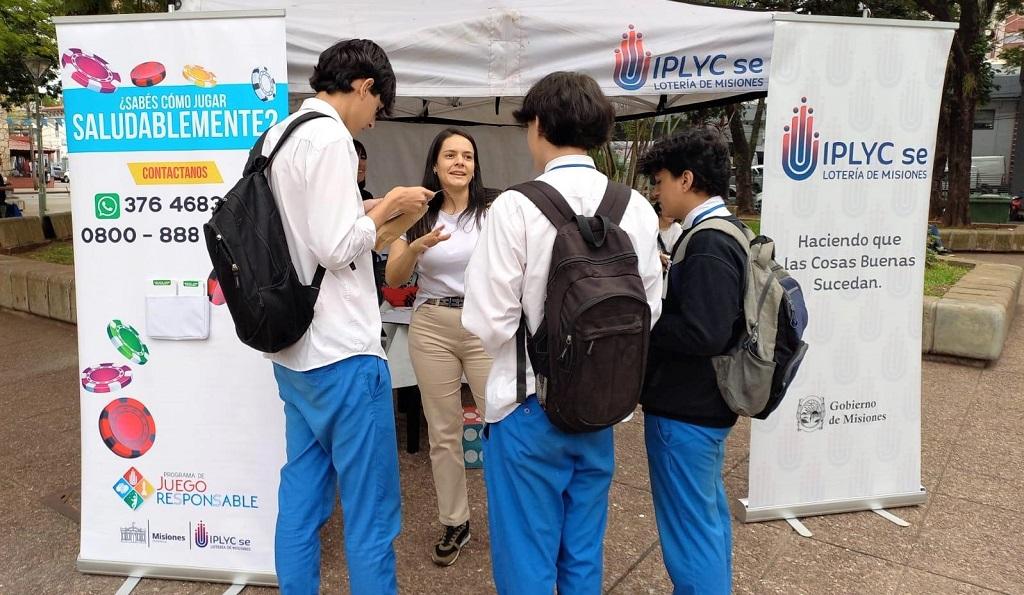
[[639, 129, 746, 595], [260, 39, 433, 595], [462, 72, 663, 594], [658, 213, 683, 255], [385, 128, 493, 567]]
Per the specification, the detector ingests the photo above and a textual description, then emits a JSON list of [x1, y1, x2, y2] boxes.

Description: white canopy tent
[[181, 0, 774, 122], [179, 0, 776, 191]]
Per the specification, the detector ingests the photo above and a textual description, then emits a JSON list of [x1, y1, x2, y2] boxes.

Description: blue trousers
[[645, 414, 733, 595], [273, 355, 401, 595], [483, 396, 615, 595]]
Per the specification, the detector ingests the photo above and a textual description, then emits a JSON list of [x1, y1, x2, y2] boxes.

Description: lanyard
[[691, 203, 726, 227], [548, 163, 597, 172]]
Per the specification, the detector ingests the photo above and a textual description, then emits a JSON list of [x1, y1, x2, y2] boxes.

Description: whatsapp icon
[[95, 193, 120, 220]]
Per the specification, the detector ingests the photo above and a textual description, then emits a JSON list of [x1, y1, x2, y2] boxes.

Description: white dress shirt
[[659, 221, 683, 253], [681, 196, 731, 230], [462, 155, 664, 424], [262, 98, 386, 371], [411, 209, 484, 309]]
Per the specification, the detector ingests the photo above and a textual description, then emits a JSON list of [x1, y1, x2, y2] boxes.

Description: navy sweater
[[641, 216, 747, 428]]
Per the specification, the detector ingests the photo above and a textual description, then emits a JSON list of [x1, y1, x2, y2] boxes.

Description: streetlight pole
[[25, 55, 51, 218]]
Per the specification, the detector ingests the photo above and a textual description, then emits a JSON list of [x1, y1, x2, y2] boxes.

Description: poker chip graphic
[[207, 270, 225, 306], [81, 363, 133, 393], [251, 66, 276, 101], [183, 64, 217, 88], [107, 320, 150, 365], [99, 398, 156, 459], [130, 61, 166, 87], [61, 48, 120, 93]]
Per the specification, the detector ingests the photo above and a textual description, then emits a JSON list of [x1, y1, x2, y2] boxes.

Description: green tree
[[0, 0, 60, 108], [914, 1, 1019, 226]]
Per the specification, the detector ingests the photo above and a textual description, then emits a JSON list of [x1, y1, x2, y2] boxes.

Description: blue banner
[[64, 83, 287, 153]]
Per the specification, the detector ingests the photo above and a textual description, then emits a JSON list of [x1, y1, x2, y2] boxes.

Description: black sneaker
[[431, 521, 470, 567]]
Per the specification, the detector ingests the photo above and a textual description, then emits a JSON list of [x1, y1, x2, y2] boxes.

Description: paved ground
[[1, 253, 1023, 594], [10, 185, 72, 217]]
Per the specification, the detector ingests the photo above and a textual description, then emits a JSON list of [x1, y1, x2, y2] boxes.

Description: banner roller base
[[732, 487, 927, 523], [77, 558, 277, 588]]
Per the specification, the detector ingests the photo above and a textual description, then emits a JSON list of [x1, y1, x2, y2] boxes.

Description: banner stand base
[[115, 576, 141, 595], [78, 558, 277, 589], [785, 518, 813, 537], [732, 486, 927, 524], [872, 508, 911, 526]]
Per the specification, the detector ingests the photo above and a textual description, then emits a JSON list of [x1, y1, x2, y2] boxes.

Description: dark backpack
[[512, 180, 651, 433], [672, 218, 809, 418], [203, 111, 330, 353]]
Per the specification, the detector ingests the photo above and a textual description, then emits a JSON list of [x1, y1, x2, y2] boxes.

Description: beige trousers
[[407, 304, 493, 526]]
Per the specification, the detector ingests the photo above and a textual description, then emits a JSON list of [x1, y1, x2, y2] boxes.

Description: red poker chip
[[61, 48, 120, 93], [99, 398, 156, 459], [81, 363, 132, 393], [207, 270, 225, 306], [130, 61, 166, 87]]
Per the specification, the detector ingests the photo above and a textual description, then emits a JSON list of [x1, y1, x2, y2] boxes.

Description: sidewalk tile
[[613, 413, 651, 493], [936, 468, 1024, 514], [910, 494, 1024, 593], [896, 568, 1005, 594], [754, 537, 904, 594], [795, 503, 927, 565], [602, 481, 660, 592]]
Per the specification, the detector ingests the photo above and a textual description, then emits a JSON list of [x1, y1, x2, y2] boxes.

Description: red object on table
[[381, 285, 418, 308]]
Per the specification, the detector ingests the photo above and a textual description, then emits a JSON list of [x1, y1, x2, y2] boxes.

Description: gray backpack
[[673, 218, 809, 419]]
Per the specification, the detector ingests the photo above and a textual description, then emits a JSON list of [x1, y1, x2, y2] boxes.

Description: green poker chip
[[106, 320, 150, 365]]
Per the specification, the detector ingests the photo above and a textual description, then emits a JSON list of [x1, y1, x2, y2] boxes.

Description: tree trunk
[[749, 98, 766, 164], [727, 102, 756, 215], [943, 22, 980, 227], [930, 81, 950, 220]]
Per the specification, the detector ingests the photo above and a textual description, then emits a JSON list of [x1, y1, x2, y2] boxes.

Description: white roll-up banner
[[55, 11, 288, 585], [740, 17, 955, 522]]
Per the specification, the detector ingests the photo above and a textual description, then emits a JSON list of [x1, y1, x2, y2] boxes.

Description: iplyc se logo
[[613, 25, 652, 91], [781, 97, 819, 181], [195, 521, 209, 548]]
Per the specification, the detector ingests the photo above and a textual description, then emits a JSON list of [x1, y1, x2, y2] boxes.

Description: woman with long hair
[[385, 128, 493, 567]]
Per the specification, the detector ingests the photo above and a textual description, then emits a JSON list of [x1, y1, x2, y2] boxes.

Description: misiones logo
[[779, 96, 931, 182], [782, 97, 820, 181], [194, 521, 209, 548], [613, 25, 652, 91]]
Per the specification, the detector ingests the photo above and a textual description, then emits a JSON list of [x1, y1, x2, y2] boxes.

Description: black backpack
[[512, 180, 651, 433], [203, 111, 330, 353]]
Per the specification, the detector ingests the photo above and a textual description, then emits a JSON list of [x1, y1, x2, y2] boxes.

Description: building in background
[[4, 103, 67, 189]]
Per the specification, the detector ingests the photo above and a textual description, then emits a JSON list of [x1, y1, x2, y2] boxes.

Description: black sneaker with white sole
[[432, 521, 470, 566]]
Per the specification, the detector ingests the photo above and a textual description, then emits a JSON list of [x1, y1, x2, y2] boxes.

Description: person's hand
[[362, 197, 384, 213], [410, 227, 451, 254], [384, 186, 433, 217], [660, 252, 671, 272]]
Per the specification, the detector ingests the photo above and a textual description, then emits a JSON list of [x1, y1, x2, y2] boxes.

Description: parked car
[[50, 164, 69, 183]]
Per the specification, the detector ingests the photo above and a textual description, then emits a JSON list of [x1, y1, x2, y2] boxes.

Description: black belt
[[424, 297, 464, 308]]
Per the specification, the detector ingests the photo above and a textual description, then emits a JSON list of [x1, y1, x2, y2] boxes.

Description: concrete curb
[[0, 211, 74, 251], [49, 212, 73, 241], [0, 255, 76, 324], [939, 227, 1024, 252], [0, 216, 48, 252], [926, 261, 1022, 361]]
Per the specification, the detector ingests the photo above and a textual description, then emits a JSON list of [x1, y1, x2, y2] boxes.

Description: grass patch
[[740, 218, 761, 235], [924, 260, 968, 297], [20, 241, 74, 266]]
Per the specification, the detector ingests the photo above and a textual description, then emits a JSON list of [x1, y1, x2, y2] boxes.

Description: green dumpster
[[968, 193, 1011, 224]]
